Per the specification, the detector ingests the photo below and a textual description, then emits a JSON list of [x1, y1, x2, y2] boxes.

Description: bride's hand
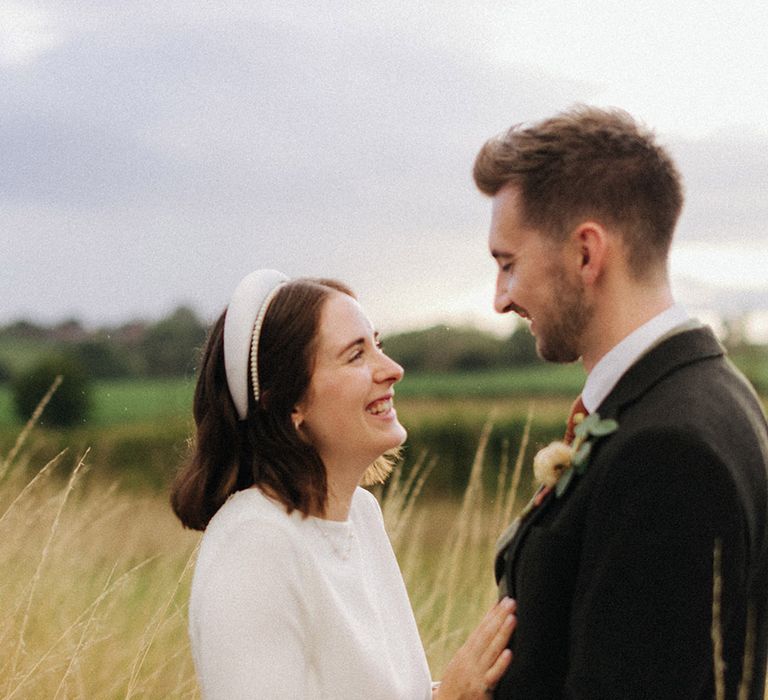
[[433, 597, 516, 700]]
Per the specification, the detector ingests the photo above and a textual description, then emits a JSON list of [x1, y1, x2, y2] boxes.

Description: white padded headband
[[223, 269, 288, 420]]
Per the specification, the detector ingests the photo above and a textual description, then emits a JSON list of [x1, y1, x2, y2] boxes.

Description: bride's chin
[[392, 422, 407, 445]]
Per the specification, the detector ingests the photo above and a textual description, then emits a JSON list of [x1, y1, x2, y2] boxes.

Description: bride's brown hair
[[171, 278, 393, 531]]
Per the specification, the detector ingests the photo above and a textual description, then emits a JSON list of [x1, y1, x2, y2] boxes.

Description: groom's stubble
[[532, 259, 592, 364]]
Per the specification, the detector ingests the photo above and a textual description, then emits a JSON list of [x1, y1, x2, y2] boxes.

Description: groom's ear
[[570, 221, 608, 286]]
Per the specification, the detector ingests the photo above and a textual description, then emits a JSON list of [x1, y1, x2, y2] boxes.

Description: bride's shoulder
[[351, 487, 385, 523], [204, 487, 302, 546]]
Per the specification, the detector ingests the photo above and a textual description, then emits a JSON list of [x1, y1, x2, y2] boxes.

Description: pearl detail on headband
[[223, 269, 288, 420], [249, 283, 285, 406]]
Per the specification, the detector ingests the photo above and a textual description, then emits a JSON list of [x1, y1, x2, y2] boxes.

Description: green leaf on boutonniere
[[555, 468, 575, 497], [589, 418, 619, 436], [568, 413, 619, 480], [548, 412, 619, 500], [574, 414, 619, 440], [573, 414, 597, 439], [572, 441, 592, 472]]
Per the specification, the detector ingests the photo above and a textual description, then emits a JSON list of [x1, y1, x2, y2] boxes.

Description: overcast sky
[[3, 1, 768, 336]]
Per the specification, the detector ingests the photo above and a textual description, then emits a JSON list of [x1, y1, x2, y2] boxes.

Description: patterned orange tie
[[532, 395, 589, 507], [564, 395, 588, 445]]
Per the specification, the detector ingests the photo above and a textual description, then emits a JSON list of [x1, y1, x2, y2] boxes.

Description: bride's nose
[[373, 353, 404, 384]]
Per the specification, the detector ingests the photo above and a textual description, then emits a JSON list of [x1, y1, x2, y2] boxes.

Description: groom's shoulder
[[615, 358, 766, 459], [614, 325, 763, 425], [594, 335, 768, 507]]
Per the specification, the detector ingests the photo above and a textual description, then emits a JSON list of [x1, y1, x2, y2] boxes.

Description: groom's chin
[[536, 341, 581, 364]]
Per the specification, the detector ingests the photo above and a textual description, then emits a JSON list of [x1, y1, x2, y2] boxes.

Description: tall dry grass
[[0, 385, 201, 698], [0, 453, 200, 698], [376, 415, 531, 673], [2, 391, 759, 697], [0, 388, 533, 697]]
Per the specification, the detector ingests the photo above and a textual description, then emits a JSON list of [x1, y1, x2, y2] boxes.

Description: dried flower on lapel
[[533, 413, 619, 498], [533, 441, 572, 488]]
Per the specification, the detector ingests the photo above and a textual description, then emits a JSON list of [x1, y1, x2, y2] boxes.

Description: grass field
[[0, 371, 577, 492], [1, 350, 764, 428], [396, 364, 586, 398], [1, 364, 764, 495], [1, 386, 764, 697], [0, 379, 195, 428], [0, 408, 522, 698], [0, 377, 571, 496], [0, 365, 584, 429]]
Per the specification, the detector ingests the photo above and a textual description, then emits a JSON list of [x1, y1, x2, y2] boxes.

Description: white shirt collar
[[581, 303, 691, 413]]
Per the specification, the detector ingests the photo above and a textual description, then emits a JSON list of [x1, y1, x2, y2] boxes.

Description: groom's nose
[[494, 273, 514, 314]]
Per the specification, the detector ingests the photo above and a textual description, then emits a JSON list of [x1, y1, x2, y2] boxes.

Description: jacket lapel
[[596, 326, 724, 420], [495, 487, 556, 595], [495, 326, 725, 598]]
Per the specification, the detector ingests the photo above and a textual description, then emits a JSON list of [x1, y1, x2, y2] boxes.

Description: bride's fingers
[[479, 611, 516, 669], [463, 598, 515, 657], [435, 601, 516, 699], [484, 647, 513, 689]]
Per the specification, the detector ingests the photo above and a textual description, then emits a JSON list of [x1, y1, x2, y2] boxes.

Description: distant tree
[[109, 322, 150, 376], [502, 325, 541, 366], [0, 320, 47, 340], [51, 318, 88, 342], [141, 306, 207, 376], [12, 354, 92, 427], [73, 337, 132, 379], [384, 325, 508, 372], [0, 359, 12, 384]]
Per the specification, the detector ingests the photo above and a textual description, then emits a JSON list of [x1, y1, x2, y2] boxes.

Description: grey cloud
[[674, 276, 768, 316], [671, 134, 768, 242], [4, 2, 765, 327], [2, 8, 570, 221]]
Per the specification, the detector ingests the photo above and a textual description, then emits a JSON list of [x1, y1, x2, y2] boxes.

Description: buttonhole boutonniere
[[533, 413, 619, 498]]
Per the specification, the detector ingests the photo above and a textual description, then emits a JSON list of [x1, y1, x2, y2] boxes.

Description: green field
[[0, 360, 764, 494], [0, 367, 586, 427], [0, 378, 195, 427], [86, 378, 196, 425], [0, 371, 577, 495], [1, 347, 765, 427], [396, 364, 586, 398]]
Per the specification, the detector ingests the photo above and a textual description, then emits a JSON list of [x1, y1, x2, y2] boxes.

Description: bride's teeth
[[368, 399, 393, 415]]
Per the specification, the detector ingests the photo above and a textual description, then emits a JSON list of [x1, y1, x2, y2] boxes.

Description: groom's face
[[488, 185, 590, 363]]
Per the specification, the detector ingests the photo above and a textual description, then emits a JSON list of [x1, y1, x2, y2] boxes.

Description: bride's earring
[[291, 407, 304, 433]]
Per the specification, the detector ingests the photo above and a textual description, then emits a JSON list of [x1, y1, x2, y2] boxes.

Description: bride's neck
[[320, 479, 357, 521], [319, 461, 365, 521]]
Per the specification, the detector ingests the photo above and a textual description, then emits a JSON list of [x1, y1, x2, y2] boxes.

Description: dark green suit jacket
[[494, 327, 768, 699]]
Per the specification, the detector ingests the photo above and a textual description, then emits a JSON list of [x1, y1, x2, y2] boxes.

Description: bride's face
[[293, 292, 406, 473]]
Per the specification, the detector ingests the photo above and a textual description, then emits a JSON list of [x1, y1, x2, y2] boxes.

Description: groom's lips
[[508, 302, 531, 321]]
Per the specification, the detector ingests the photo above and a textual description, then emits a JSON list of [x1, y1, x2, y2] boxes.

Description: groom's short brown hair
[[473, 106, 684, 275]]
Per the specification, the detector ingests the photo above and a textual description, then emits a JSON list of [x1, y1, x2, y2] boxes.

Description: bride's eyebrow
[[335, 329, 380, 358], [336, 338, 365, 358]]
